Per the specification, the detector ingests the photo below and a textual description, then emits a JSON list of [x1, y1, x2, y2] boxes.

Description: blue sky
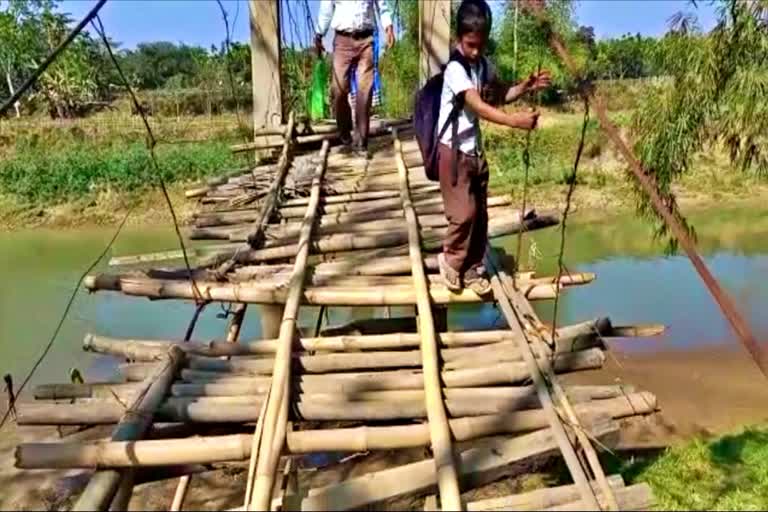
[[61, 0, 718, 50]]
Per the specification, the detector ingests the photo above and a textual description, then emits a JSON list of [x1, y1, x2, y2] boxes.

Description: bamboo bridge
[[12, 116, 662, 510]]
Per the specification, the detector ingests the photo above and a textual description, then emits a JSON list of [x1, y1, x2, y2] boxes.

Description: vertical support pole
[[249, 0, 283, 138], [419, 0, 451, 85], [260, 304, 285, 340]]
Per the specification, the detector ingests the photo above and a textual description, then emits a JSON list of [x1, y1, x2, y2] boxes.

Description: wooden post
[[249, 0, 282, 140], [419, 0, 451, 85]]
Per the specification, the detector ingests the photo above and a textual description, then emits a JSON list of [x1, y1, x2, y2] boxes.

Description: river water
[[2, 205, 768, 438]]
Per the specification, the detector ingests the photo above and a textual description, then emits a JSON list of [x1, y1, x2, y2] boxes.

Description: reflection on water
[[2, 203, 768, 393]]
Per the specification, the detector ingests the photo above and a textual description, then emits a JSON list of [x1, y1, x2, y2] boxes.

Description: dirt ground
[[564, 342, 768, 448]]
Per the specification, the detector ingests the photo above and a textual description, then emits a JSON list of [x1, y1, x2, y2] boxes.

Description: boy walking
[[437, 0, 552, 295]]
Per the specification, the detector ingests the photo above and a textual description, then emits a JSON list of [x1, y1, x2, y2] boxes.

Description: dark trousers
[[331, 32, 374, 148], [438, 143, 489, 273]]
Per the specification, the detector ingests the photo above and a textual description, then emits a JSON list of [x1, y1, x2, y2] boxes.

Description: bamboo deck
[[13, 121, 661, 510]]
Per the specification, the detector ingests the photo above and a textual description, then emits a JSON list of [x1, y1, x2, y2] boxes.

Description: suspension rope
[[91, 15, 205, 305], [514, 61, 542, 283], [215, 0, 248, 141], [521, 0, 768, 378], [550, 96, 590, 339]]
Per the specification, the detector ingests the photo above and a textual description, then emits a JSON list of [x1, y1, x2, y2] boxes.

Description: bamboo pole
[[89, 273, 566, 305], [189, 205, 512, 241], [72, 346, 185, 511], [492, 249, 622, 509], [393, 131, 462, 510], [15, 393, 655, 468], [486, 249, 618, 511], [248, 140, 329, 511], [192, 194, 513, 229], [17, 388, 651, 426], [81, 320, 608, 362], [242, 111, 294, 251], [170, 475, 191, 511]]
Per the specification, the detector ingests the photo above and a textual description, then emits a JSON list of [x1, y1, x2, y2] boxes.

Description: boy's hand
[[525, 70, 552, 92], [511, 110, 540, 131]]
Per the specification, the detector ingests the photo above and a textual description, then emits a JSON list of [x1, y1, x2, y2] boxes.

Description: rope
[[550, 97, 590, 338], [514, 62, 542, 284], [0, 205, 134, 429], [91, 15, 205, 305]]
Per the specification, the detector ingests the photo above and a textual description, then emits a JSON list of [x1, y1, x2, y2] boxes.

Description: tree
[[0, 0, 56, 116], [632, 0, 768, 249]]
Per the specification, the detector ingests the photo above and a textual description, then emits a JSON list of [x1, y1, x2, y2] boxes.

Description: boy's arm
[[487, 70, 553, 104], [445, 62, 538, 130], [464, 88, 539, 130]]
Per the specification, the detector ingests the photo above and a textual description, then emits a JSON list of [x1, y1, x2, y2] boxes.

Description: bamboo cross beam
[[71, 346, 185, 511], [247, 140, 330, 511]]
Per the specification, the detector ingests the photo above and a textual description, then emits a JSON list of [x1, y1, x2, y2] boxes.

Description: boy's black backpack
[[413, 49, 487, 186]]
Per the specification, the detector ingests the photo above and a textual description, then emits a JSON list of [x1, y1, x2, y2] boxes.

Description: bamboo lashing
[[247, 140, 329, 511], [393, 130, 462, 510]]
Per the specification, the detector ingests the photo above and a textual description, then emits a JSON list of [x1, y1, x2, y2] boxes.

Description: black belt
[[335, 29, 373, 39]]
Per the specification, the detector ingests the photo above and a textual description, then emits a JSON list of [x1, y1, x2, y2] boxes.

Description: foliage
[[118, 42, 209, 90], [495, 0, 592, 104], [591, 34, 661, 80], [631, 0, 768, 249]]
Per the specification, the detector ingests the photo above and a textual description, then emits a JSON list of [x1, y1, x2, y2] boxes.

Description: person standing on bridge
[[315, 0, 395, 157], [436, 0, 552, 295]]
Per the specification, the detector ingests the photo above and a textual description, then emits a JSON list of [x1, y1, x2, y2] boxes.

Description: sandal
[[438, 253, 462, 292], [464, 265, 492, 296]]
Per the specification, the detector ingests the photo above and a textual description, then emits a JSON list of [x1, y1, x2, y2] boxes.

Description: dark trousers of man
[[437, 143, 489, 274], [331, 31, 374, 148]]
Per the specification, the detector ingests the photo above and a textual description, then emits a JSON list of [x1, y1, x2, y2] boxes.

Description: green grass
[[0, 140, 243, 204], [608, 424, 768, 510]]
